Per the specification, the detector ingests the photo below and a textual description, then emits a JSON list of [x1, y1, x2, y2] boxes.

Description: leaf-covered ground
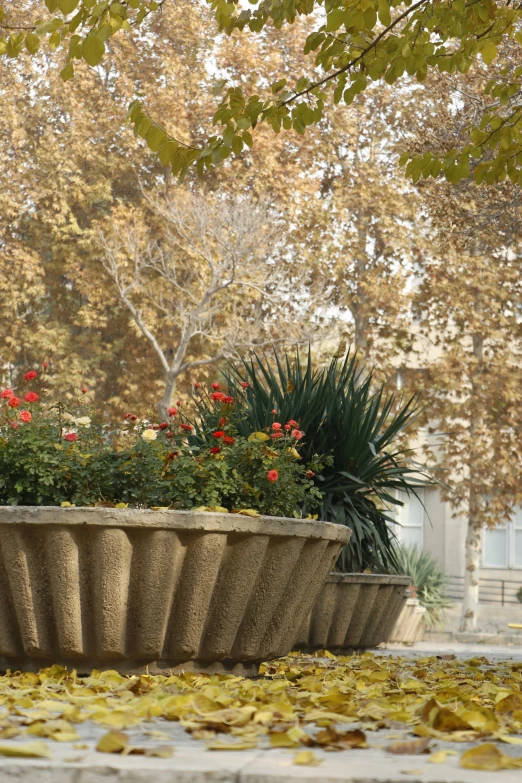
[[1, 651, 522, 770]]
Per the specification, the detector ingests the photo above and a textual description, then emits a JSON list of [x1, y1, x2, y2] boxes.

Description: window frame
[[482, 513, 522, 570], [389, 489, 425, 550]]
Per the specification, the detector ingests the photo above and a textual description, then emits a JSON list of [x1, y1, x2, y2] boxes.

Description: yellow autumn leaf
[[460, 743, 522, 770], [248, 431, 270, 442], [0, 742, 51, 758], [96, 731, 129, 753], [294, 750, 321, 765]]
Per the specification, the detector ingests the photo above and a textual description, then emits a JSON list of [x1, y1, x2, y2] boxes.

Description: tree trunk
[[459, 329, 484, 632], [459, 513, 482, 631], [158, 372, 177, 422]]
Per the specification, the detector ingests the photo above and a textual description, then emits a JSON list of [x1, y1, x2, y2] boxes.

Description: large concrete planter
[[387, 598, 427, 644], [294, 573, 411, 653], [0, 507, 349, 675]]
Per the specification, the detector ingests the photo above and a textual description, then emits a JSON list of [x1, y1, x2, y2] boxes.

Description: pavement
[[1, 644, 522, 783]]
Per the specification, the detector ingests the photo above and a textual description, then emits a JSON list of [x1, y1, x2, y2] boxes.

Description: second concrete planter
[[388, 598, 427, 644], [0, 506, 350, 675], [294, 573, 411, 653]]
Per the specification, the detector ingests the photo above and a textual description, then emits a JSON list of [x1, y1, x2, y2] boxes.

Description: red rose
[[165, 432, 174, 438], [223, 396, 234, 404], [213, 430, 225, 439], [272, 422, 282, 430], [24, 371, 37, 381], [267, 470, 279, 483], [306, 470, 315, 478], [123, 413, 130, 419], [19, 410, 32, 423], [194, 382, 201, 389], [10, 421, 19, 430], [8, 396, 20, 408], [222, 435, 235, 445], [42, 362, 48, 369], [210, 392, 225, 401], [211, 383, 221, 390], [180, 423, 193, 431], [176, 400, 181, 406], [159, 422, 169, 430], [218, 417, 228, 426], [287, 420, 299, 427], [210, 446, 221, 454], [271, 409, 277, 414], [241, 382, 249, 388], [81, 387, 87, 394], [284, 424, 291, 430], [271, 431, 284, 439], [167, 407, 178, 416], [130, 415, 138, 422], [1, 389, 13, 399], [64, 433, 78, 442], [24, 392, 39, 403], [167, 451, 179, 459], [291, 429, 303, 440]]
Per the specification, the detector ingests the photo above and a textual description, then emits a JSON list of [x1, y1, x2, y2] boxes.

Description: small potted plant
[[387, 546, 452, 644], [0, 368, 348, 674]]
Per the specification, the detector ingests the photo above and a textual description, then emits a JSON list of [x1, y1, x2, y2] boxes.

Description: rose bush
[[0, 372, 321, 518]]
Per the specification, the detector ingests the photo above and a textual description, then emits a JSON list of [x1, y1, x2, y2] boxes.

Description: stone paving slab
[[0, 718, 519, 783]]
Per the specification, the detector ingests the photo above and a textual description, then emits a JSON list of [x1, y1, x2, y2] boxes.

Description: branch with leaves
[[2, 0, 521, 183]]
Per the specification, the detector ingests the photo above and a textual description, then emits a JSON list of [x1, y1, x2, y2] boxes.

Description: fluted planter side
[[294, 573, 411, 653], [0, 507, 350, 675], [387, 598, 427, 644]]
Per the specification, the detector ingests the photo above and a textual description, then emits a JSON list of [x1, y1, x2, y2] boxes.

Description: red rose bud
[[271, 409, 277, 414], [10, 421, 19, 430], [167, 407, 178, 416], [306, 470, 315, 479], [210, 446, 221, 454], [159, 422, 169, 430], [42, 362, 48, 369], [284, 424, 291, 430], [218, 417, 228, 426], [267, 470, 279, 483], [24, 371, 37, 381], [241, 382, 249, 388], [211, 383, 221, 390], [194, 382, 201, 389], [81, 387, 87, 394], [180, 423, 193, 431]]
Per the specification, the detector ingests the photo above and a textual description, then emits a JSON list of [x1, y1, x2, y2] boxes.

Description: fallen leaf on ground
[[428, 749, 457, 763], [386, 738, 431, 755], [96, 731, 129, 753], [460, 743, 522, 771], [0, 741, 51, 758], [293, 750, 321, 766]]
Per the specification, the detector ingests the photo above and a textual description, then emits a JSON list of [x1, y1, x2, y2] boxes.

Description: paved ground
[[1, 645, 522, 783]]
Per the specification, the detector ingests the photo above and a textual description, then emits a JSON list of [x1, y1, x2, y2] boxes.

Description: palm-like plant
[[193, 348, 429, 572]]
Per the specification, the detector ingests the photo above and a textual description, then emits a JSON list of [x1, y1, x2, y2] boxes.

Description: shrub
[[0, 375, 320, 518], [192, 348, 428, 572]]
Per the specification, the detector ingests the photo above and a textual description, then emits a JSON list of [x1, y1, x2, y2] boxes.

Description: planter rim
[[0, 506, 351, 543], [327, 572, 411, 585]]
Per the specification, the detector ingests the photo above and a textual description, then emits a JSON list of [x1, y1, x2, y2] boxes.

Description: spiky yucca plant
[[392, 546, 452, 628], [192, 348, 429, 572]]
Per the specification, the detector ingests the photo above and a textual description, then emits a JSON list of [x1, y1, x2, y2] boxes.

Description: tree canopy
[[1, 0, 521, 184]]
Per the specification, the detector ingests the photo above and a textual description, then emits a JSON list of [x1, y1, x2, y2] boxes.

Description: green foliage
[[0, 378, 317, 517], [392, 545, 453, 628], [192, 349, 427, 572], [2, 1, 522, 182]]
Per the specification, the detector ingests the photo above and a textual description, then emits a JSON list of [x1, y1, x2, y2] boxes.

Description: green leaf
[[481, 42, 497, 65], [60, 61, 75, 81], [242, 130, 253, 147], [58, 0, 79, 12], [45, 0, 59, 10], [82, 34, 105, 67], [25, 33, 40, 55], [325, 9, 345, 31]]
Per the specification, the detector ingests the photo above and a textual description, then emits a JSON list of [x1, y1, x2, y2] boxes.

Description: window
[[483, 508, 522, 569], [389, 490, 425, 549]]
